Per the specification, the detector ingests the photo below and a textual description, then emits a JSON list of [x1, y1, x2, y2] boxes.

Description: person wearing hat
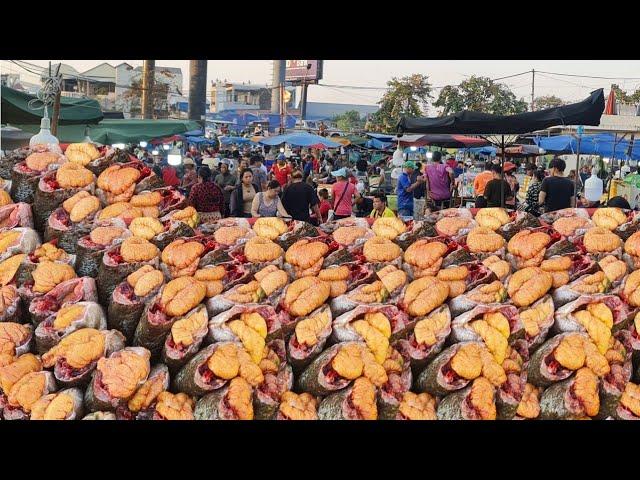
[[330, 167, 362, 220], [181, 157, 198, 192], [396, 160, 424, 218], [483, 163, 514, 208]]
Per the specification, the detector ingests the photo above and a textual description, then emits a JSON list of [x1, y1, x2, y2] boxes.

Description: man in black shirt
[[483, 163, 513, 207], [281, 170, 322, 223], [539, 158, 575, 212]]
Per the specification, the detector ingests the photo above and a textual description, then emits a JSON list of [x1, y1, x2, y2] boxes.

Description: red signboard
[[285, 60, 323, 83]]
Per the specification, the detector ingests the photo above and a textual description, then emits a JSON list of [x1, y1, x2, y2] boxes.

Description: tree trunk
[[189, 60, 208, 126]]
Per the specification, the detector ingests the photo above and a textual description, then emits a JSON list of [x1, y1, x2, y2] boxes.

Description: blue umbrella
[[259, 132, 340, 148]]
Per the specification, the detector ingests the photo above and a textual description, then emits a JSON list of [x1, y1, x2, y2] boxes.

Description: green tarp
[[13, 119, 202, 145], [1, 85, 104, 125]]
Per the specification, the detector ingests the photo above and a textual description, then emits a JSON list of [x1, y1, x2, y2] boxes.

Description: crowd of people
[[132, 142, 633, 224]]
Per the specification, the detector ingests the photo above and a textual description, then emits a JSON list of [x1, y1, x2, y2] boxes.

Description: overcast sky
[[18, 60, 640, 109]]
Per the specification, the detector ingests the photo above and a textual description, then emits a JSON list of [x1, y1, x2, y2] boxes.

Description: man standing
[[396, 161, 424, 218], [281, 170, 322, 223], [473, 161, 494, 198], [250, 156, 268, 191], [483, 164, 514, 207], [539, 158, 575, 212], [424, 151, 454, 209], [518, 163, 536, 204], [214, 161, 237, 217]]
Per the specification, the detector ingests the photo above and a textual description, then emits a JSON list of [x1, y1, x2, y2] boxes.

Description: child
[[316, 188, 331, 223]]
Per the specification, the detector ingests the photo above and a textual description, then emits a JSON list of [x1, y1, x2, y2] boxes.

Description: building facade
[[209, 80, 296, 113]]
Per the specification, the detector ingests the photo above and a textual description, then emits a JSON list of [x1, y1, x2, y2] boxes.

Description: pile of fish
[[0, 143, 640, 420]]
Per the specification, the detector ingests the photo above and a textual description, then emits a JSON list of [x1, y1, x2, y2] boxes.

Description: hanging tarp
[[366, 138, 394, 150], [14, 119, 201, 144], [2, 85, 104, 125], [219, 136, 254, 145], [185, 136, 217, 145], [259, 132, 340, 148], [397, 89, 605, 135], [535, 133, 640, 160]]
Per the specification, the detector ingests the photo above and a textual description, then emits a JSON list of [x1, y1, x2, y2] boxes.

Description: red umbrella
[[308, 143, 327, 150], [150, 134, 184, 145], [604, 88, 616, 115]]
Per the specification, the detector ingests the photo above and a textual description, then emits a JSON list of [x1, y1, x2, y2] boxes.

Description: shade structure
[[150, 134, 184, 145], [185, 136, 217, 145], [535, 133, 640, 160], [496, 144, 546, 158], [404, 134, 490, 148], [397, 89, 605, 135], [259, 132, 341, 148], [219, 136, 253, 146], [2, 85, 104, 125], [14, 119, 201, 144]]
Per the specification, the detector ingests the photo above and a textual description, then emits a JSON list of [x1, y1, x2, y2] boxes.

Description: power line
[[537, 70, 640, 81]]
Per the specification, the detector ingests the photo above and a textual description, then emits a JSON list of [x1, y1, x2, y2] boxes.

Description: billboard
[[285, 60, 323, 83]]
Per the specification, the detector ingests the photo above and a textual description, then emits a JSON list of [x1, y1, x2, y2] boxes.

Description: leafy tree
[[434, 76, 528, 116], [611, 84, 640, 104], [332, 110, 363, 132], [534, 95, 565, 110], [121, 78, 169, 118], [370, 74, 433, 132]]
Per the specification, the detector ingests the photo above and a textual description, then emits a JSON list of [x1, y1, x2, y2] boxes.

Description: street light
[[139, 141, 148, 148], [163, 144, 171, 151], [152, 149, 159, 155], [112, 143, 126, 150]]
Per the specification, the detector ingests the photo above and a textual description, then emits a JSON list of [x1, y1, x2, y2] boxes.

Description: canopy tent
[[259, 132, 341, 148], [397, 89, 605, 135], [184, 136, 217, 145], [149, 134, 184, 145], [206, 112, 298, 132], [183, 129, 204, 137], [2, 85, 104, 125], [366, 138, 394, 150], [13, 119, 201, 144], [219, 136, 254, 146], [496, 144, 547, 158], [460, 146, 498, 156], [534, 133, 640, 160]]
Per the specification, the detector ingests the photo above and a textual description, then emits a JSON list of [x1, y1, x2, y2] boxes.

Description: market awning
[[2, 85, 104, 125], [496, 144, 546, 157], [259, 132, 340, 148], [150, 134, 184, 145], [219, 136, 253, 145], [13, 119, 202, 144], [534, 133, 640, 160], [397, 89, 605, 135], [185, 136, 217, 145]]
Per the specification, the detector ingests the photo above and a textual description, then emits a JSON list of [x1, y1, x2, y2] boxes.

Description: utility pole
[[189, 60, 208, 134], [51, 63, 62, 136], [530, 69, 535, 111], [279, 84, 285, 134], [271, 60, 286, 114], [142, 60, 155, 119]]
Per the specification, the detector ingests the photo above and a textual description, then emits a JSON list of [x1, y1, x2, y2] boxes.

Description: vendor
[[483, 163, 513, 207], [370, 192, 396, 218]]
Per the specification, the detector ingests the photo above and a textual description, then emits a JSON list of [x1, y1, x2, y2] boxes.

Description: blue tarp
[[460, 146, 497, 156], [535, 133, 640, 160], [259, 132, 341, 148], [366, 138, 393, 150], [186, 136, 217, 145], [365, 132, 395, 141], [219, 136, 254, 145], [184, 129, 204, 137]]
